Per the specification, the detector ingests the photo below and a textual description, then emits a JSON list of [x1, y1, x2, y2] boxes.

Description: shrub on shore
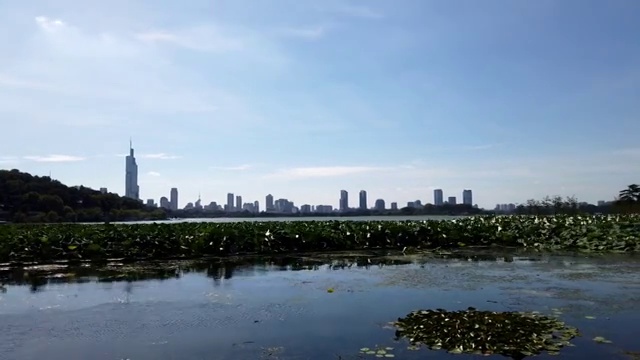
[[0, 215, 638, 263]]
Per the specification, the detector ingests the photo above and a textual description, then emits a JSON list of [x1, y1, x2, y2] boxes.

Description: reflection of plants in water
[[392, 307, 579, 359]]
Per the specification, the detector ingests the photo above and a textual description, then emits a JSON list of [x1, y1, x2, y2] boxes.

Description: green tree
[[619, 184, 640, 202]]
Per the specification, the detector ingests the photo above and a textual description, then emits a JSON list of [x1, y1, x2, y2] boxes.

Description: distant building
[[275, 198, 294, 213], [316, 205, 333, 213], [448, 196, 457, 205], [266, 194, 274, 211], [254, 200, 259, 213], [597, 200, 606, 207], [434, 189, 444, 206], [170, 188, 178, 210], [340, 190, 349, 211], [125, 140, 140, 200], [227, 193, 234, 211], [160, 196, 170, 209], [100, 187, 108, 194], [300, 204, 312, 214], [390, 202, 398, 210], [374, 199, 385, 211], [359, 190, 367, 210], [236, 195, 242, 211], [462, 189, 473, 206], [146, 199, 155, 207]]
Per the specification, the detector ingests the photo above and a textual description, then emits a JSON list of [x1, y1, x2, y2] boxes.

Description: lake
[[1, 250, 639, 359], [115, 215, 465, 225]]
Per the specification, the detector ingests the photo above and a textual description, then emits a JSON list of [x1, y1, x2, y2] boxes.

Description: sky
[[1, 0, 639, 209]]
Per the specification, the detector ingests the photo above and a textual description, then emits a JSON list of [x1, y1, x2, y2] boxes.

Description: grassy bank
[[0, 215, 639, 263]]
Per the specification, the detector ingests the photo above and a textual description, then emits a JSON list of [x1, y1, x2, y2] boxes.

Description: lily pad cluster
[[393, 307, 580, 358], [359, 346, 395, 357], [0, 214, 639, 263]]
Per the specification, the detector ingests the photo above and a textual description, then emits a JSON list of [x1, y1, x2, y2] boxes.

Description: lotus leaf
[[393, 307, 580, 358]]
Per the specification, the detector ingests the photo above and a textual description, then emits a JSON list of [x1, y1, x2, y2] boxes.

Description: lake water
[[115, 215, 464, 224], [1, 250, 639, 360]]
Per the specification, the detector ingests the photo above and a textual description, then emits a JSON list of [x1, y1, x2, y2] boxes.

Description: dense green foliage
[[0, 169, 166, 223], [0, 215, 638, 263]]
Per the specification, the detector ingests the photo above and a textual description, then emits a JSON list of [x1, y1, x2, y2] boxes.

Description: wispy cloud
[[135, 27, 245, 53], [0, 156, 19, 165], [331, 4, 384, 19], [24, 154, 85, 162], [34, 16, 66, 32], [210, 164, 253, 171], [138, 153, 182, 160], [147, 171, 161, 177], [264, 166, 388, 179], [276, 26, 329, 40]]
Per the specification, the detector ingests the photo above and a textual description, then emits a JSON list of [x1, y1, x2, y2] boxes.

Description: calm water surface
[[114, 215, 464, 225], [1, 251, 639, 360]]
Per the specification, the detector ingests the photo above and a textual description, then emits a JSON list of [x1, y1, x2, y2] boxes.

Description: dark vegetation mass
[[0, 215, 638, 263], [0, 169, 166, 223]]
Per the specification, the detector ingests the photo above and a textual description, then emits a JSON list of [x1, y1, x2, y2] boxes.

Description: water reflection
[[0, 249, 625, 293]]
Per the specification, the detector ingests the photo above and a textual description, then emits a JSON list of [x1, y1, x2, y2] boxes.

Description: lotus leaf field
[[0, 215, 639, 263], [393, 308, 580, 358]]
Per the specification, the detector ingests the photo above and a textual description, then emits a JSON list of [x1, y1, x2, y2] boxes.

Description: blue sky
[[1, 0, 639, 209]]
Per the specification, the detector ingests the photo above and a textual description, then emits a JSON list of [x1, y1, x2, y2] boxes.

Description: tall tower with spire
[[125, 139, 140, 200]]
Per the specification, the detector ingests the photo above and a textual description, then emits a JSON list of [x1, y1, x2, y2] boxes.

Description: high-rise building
[[359, 190, 367, 210], [125, 140, 139, 200], [266, 194, 274, 211], [374, 199, 385, 211], [339, 190, 349, 211], [253, 200, 259, 213], [448, 196, 457, 205], [390, 202, 398, 210], [170, 188, 178, 210], [433, 189, 444, 206], [227, 193, 234, 211], [462, 189, 473, 205], [236, 195, 242, 211], [160, 196, 170, 209]]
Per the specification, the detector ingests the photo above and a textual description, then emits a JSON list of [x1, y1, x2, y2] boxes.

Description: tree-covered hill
[[0, 169, 166, 223]]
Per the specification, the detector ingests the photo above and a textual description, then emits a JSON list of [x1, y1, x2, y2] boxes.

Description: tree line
[[0, 169, 166, 223]]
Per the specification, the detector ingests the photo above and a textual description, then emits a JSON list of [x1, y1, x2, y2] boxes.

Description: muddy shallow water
[[0, 250, 639, 360]]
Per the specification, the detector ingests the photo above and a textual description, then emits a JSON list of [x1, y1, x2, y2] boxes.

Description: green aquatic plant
[[359, 346, 395, 358], [0, 214, 639, 263], [393, 307, 580, 359]]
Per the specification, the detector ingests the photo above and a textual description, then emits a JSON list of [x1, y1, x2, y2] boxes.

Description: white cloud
[[24, 154, 85, 162], [276, 26, 329, 40], [147, 171, 161, 177], [0, 156, 19, 165], [35, 16, 66, 32], [135, 27, 245, 53], [210, 164, 253, 171], [265, 166, 389, 179], [138, 153, 182, 160]]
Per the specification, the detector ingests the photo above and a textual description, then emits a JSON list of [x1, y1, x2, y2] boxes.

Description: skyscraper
[[236, 195, 242, 211], [125, 140, 139, 200], [359, 190, 367, 210], [448, 196, 457, 205], [339, 190, 349, 211], [433, 189, 443, 206], [462, 189, 473, 206], [266, 194, 274, 211], [227, 193, 234, 211], [170, 188, 178, 210]]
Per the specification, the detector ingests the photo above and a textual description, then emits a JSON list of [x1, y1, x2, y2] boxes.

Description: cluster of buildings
[[115, 142, 476, 214]]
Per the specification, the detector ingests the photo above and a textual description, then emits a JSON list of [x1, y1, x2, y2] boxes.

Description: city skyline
[[1, 1, 639, 208]]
